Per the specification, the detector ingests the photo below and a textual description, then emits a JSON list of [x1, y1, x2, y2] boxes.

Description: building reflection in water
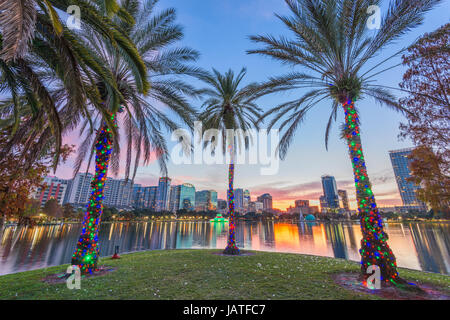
[[0, 221, 449, 276]]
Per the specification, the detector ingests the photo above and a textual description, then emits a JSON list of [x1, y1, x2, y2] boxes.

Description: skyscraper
[[65, 173, 93, 205], [233, 188, 244, 212], [257, 193, 273, 211], [169, 183, 196, 212], [195, 190, 217, 211], [168, 185, 180, 213], [179, 183, 196, 211], [338, 189, 350, 211], [103, 178, 134, 208], [156, 177, 171, 212], [243, 189, 251, 210], [321, 175, 340, 210], [133, 185, 157, 210], [389, 148, 427, 210]]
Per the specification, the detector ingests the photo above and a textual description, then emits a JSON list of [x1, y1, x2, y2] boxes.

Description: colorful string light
[[343, 100, 399, 284], [71, 114, 116, 274], [223, 144, 240, 255]]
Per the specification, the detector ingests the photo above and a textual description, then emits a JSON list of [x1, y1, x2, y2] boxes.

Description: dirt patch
[[42, 266, 116, 284], [211, 251, 256, 257], [333, 272, 450, 300]]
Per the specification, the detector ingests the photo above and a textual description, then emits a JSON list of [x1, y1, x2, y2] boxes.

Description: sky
[[55, 0, 450, 210]]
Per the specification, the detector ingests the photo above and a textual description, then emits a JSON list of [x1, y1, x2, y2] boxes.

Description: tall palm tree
[[197, 68, 276, 255], [0, 0, 146, 169], [70, 0, 200, 273], [248, 0, 441, 285]]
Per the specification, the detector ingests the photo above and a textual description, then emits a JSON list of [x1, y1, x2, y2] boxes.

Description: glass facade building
[[389, 148, 427, 209], [321, 175, 340, 209], [156, 177, 171, 212]]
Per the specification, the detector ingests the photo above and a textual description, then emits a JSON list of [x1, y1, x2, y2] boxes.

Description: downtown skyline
[[52, 0, 449, 211]]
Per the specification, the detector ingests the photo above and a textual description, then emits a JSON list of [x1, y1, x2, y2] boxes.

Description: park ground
[[0, 249, 449, 300]]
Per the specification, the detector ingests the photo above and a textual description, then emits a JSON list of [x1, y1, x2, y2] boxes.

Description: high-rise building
[[389, 148, 427, 210], [321, 175, 340, 209], [133, 185, 158, 209], [257, 193, 273, 211], [32, 176, 70, 206], [156, 177, 171, 212], [178, 183, 196, 211], [210, 190, 218, 210], [65, 173, 93, 205], [338, 189, 350, 211], [249, 201, 264, 213], [243, 189, 251, 210], [103, 178, 134, 208], [168, 183, 196, 212], [168, 186, 179, 213], [217, 199, 227, 213], [195, 190, 217, 211], [233, 188, 244, 212]]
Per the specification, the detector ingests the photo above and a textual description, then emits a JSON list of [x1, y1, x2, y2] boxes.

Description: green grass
[[0, 249, 449, 300]]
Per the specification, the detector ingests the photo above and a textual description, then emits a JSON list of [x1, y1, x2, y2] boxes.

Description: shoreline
[[4, 218, 450, 227], [0, 249, 448, 300]]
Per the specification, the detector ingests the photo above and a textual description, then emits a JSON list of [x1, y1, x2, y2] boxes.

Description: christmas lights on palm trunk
[[71, 114, 116, 274], [223, 144, 240, 255], [342, 100, 399, 285]]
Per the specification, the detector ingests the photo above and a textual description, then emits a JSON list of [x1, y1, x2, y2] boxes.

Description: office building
[[338, 189, 350, 211], [195, 190, 217, 211], [321, 175, 340, 210], [389, 148, 427, 210], [217, 199, 228, 213], [156, 177, 171, 212], [233, 188, 244, 213], [133, 185, 157, 210], [103, 178, 134, 208], [65, 173, 93, 205], [243, 189, 251, 210], [168, 183, 196, 212], [257, 193, 273, 211]]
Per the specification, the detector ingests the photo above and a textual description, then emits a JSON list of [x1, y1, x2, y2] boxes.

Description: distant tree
[[43, 199, 62, 219], [408, 147, 450, 217], [62, 204, 75, 220]]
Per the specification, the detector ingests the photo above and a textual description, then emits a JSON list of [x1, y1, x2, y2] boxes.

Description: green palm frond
[[250, 0, 441, 155]]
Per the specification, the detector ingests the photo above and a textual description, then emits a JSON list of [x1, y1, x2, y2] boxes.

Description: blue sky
[[56, 0, 450, 210]]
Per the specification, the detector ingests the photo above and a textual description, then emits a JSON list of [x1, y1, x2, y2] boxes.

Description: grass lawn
[[0, 249, 449, 300]]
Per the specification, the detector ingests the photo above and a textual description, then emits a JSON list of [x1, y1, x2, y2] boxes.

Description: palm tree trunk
[[342, 100, 400, 285], [223, 143, 240, 255], [71, 122, 114, 274]]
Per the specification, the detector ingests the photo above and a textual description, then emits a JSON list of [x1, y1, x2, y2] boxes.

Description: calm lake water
[[0, 221, 449, 276]]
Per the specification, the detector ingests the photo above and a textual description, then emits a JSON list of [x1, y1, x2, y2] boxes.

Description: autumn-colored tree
[[43, 199, 62, 219], [0, 130, 73, 226], [399, 23, 449, 214], [408, 147, 450, 217]]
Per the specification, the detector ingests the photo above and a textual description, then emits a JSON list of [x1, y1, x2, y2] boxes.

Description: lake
[[0, 221, 449, 276]]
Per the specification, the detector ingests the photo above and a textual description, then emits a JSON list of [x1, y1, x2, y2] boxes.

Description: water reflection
[[0, 221, 449, 276]]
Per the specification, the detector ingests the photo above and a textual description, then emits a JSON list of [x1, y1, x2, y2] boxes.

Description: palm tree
[[0, 0, 146, 169], [70, 0, 200, 273], [197, 68, 276, 255], [248, 0, 441, 285]]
